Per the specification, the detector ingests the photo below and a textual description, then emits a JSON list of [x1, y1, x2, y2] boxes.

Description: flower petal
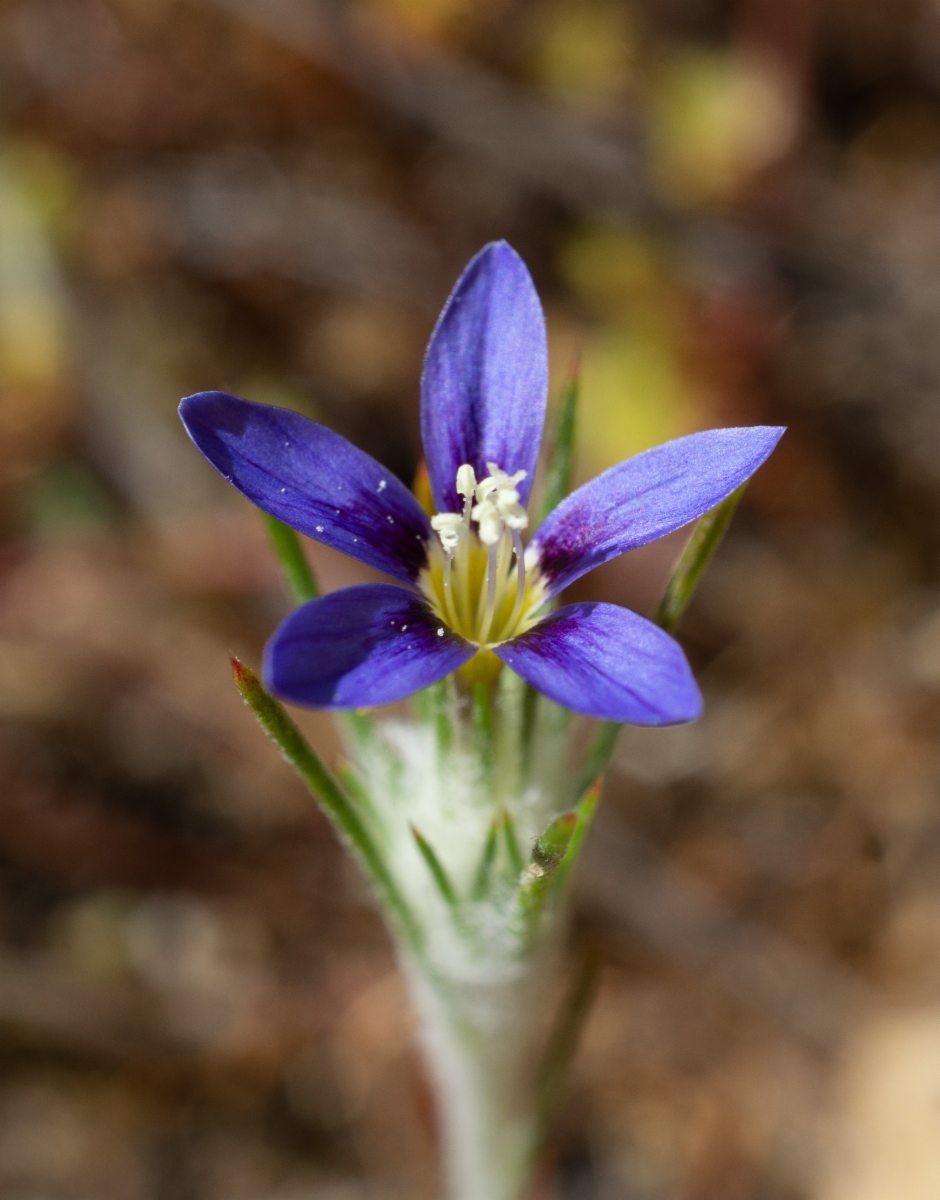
[[532, 426, 784, 596], [494, 602, 701, 725], [421, 241, 548, 512], [264, 583, 475, 709], [180, 391, 432, 584]]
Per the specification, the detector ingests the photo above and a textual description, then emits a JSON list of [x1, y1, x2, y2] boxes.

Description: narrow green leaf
[[261, 512, 319, 605], [517, 811, 579, 937], [411, 825, 459, 908], [501, 809, 525, 875], [417, 678, 454, 756], [553, 777, 602, 893], [537, 356, 580, 524], [576, 483, 749, 794], [342, 708, 374, 745], [471, 816, 500, 899], [653, 482, 746, 634], [534, 947, 602, 1156], [574, 721, 621, 801], [337, 762, 375, 820], [232, 658, 421, 952]]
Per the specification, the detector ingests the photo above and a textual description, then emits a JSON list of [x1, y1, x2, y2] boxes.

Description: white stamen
[[456, 464, 477, 500], [477, 463, 526, 500], [478, 540, 501, 644], [497, 491, 528, 530], [508, 527, 527, 629], [456, 463, 476, 524], [472, 497, 504, 546], [431, 512, 467, 553], [440, 547, 460, 630], [421, 462, 539, 648], [378, 479, 387, 491]]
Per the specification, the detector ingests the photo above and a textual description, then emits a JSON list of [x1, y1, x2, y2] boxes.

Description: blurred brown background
[[2, 0, 940, 1197]]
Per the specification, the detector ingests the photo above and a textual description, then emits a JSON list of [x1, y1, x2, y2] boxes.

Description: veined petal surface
[[264, 584, 475, 709], [421, 241, 548, 512], [180, 391, 431, 584], [532, 426, 784, 596], [495, 602, 702, 725]]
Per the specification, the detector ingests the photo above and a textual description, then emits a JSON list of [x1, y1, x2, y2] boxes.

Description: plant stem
[[232, 658, 420, 953], [537, 356, 580, 523], [261, 512, 319, 604], [577, 483, 749, 792], [407, 964, 551, 1200]]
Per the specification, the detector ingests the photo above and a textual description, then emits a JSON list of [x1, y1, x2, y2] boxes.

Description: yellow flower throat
[[418, 463, 547, 676]]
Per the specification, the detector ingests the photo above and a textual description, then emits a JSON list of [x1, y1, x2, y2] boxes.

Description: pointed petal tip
[[179, 388, 239, 424], [478, 238, 524, 267], [421, 241, 548, 511], [754, 423, 787, 447], [533, 422, 787, 597], [178, 390, 431, 584]]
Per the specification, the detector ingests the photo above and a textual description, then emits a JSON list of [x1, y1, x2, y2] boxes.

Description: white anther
[[471, 498, 504, 545], [475, 476, 498, 502], [497, 492, 528, 530], [477, 463, 526, 500], [466, 461, 529, 544], [431, 512, 467, 552], [456, 464, 477, 500]]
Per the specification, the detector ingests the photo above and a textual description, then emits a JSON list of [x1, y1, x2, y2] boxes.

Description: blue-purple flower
[[180, 242, 783, 724]]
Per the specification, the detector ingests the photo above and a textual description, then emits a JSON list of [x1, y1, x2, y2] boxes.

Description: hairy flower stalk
[[181, 241, 783, 1200], [355, 675, 576, 1200]]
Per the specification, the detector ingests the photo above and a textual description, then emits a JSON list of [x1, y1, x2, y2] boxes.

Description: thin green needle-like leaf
[[553, 778, 602, 893], [537, 356, 580, 524], [533, 946, 602, 1158], [472, 816, 500, 899], [501, 809, 525, 875], [653, 482, 746, 634], [576, 484, 749, 795], [574, 722, 621, 801], [232, 658, 420, 952], [261, 512, 319, 605], [412, 825, 459, 908], [337, 762, 375, 820], [517, 811, 579, 941], [418, 678, 454, 756]]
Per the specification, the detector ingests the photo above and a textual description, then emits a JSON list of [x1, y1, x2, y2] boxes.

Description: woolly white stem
[[406, 959, 550, 1200]]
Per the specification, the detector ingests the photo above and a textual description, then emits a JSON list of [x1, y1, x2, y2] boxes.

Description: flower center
[[420, 463, 546, 647]]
